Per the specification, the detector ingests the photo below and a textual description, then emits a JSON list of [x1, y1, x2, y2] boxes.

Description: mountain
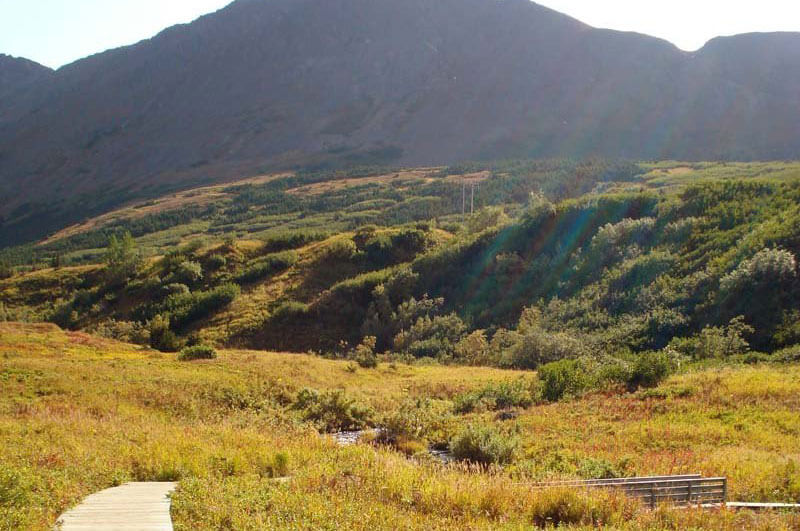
[[1, 0, 800, 246], [0, 54, 52, 105]]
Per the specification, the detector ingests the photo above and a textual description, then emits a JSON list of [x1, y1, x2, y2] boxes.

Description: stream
[[331, 429, 454, 463]]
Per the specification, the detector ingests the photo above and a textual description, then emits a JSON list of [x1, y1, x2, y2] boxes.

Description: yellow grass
[[1, 323, 799, 530]]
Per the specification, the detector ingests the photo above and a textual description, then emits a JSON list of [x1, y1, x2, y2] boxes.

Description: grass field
[[2, 322, 799, 530]]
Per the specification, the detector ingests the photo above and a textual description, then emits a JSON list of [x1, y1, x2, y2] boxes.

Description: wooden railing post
[[650, 483, 655, 509], [723, 478, 728, 505]]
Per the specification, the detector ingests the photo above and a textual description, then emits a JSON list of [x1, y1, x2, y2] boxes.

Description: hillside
[[2, 160, 799, 368], [2, 322, 799, 529], [2, 0, 800, 245], [0, 54, 52, 105]]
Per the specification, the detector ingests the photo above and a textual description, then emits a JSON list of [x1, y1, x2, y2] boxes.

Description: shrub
[[718, 248, 798, 347], [256, 452, 290, 478], [576, 457, 623, 480], [178, 344, 217, 361], [293, 388, 374, 432], [205, 254, 227, 271], [261, 231, 327, 253], [271, 301, 311, 321], [453, 379, 536, 414], [591, 217, 656, 255], [538, 359, 589, 402], [626, 351, 674, 391], [506, 329, 586, 369], [95, 320, 150, 345], [393, 313, 467, 360], [324, 239, 357, 261], [235, 251, 298, 285], [671, 316, 753, 359], [163, 283, 240, 329], [453, 330, 491, 365], [171, 261, 203, 285], [774, 345, 800, 363], [148, 315, 184, 352], [164, 283, 190, 296], [353, 336, 378, 368], [450, 423, 519, 465], [380, 398, 452, 452]]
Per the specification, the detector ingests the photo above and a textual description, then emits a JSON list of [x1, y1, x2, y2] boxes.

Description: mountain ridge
[[1, 0, 800, 246]]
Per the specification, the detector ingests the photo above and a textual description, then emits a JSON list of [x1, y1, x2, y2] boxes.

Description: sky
[[0, 0, 799, 69]]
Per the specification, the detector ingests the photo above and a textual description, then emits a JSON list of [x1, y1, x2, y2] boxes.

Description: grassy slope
[[2, 323, 799, 530]]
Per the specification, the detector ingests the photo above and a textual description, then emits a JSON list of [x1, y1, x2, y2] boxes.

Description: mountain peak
[[1, 0, 800, 245]]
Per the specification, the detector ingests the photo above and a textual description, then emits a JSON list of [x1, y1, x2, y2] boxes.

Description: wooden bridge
[[532, 474, 728, 508]]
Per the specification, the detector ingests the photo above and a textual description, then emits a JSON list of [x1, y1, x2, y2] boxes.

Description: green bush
[[392, 313, 467, 360], [773, 345, 800, 363], [353, 336, 378, 368], [449, 423, 519, 465], [293, 388, 374, 432], [95, 319, 150, 345], [381, 399, 452, 448], [205, 254, 227, 271], [261, 231, 328, 253], [453, 379, 535, 414], [271, 301, 311, 321], [163, 260, 203, 286], [538, 359, 589, 402], [626, 351, 674, 391], [670, 316, 753, 359], [148, 315, 184, 352], [235, 251, 298, 285], [163, 283, 240, 329], [178, 344, 217, 361], [256, 451, 290, 478], [164, 283, 190, 296], [506, 329, 587, 369], [576, 457, 623, 479]]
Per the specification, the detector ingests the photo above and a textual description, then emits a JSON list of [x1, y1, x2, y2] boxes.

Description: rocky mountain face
[[0, 54, 52, 111], [1, 0, 799, 245]]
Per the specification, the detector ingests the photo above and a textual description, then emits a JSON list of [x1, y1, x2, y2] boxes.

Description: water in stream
[[331, 429, 454, 463]]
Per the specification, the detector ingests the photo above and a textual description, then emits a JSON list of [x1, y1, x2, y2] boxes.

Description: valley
[[2, 0, 800, 528]]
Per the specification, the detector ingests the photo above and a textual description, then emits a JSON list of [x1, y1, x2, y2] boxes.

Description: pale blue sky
[[1, 0, 799, 69]]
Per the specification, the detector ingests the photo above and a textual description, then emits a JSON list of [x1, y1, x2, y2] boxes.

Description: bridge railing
[[528, 474, 727, 508]]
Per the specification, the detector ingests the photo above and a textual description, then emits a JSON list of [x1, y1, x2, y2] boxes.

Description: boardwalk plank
[[56, 482, 177, 531]]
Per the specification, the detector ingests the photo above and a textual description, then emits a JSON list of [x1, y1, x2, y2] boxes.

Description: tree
[[104, 232, 142, 284]]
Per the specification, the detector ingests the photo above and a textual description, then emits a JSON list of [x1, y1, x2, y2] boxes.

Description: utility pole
[[462, 181, 466, 220], [470, 183, 475, 215]]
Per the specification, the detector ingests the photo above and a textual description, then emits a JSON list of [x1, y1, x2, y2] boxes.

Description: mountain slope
[[1, 0, 800, 245], [0, 54, 51, 93]]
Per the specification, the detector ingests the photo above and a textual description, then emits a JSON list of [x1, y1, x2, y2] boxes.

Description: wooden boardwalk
[[56, 482, 177, 531]]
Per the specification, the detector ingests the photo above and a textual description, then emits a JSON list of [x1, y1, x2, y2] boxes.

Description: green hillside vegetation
[[2, 161, 798, 374], [1, 323, 799, 529]]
